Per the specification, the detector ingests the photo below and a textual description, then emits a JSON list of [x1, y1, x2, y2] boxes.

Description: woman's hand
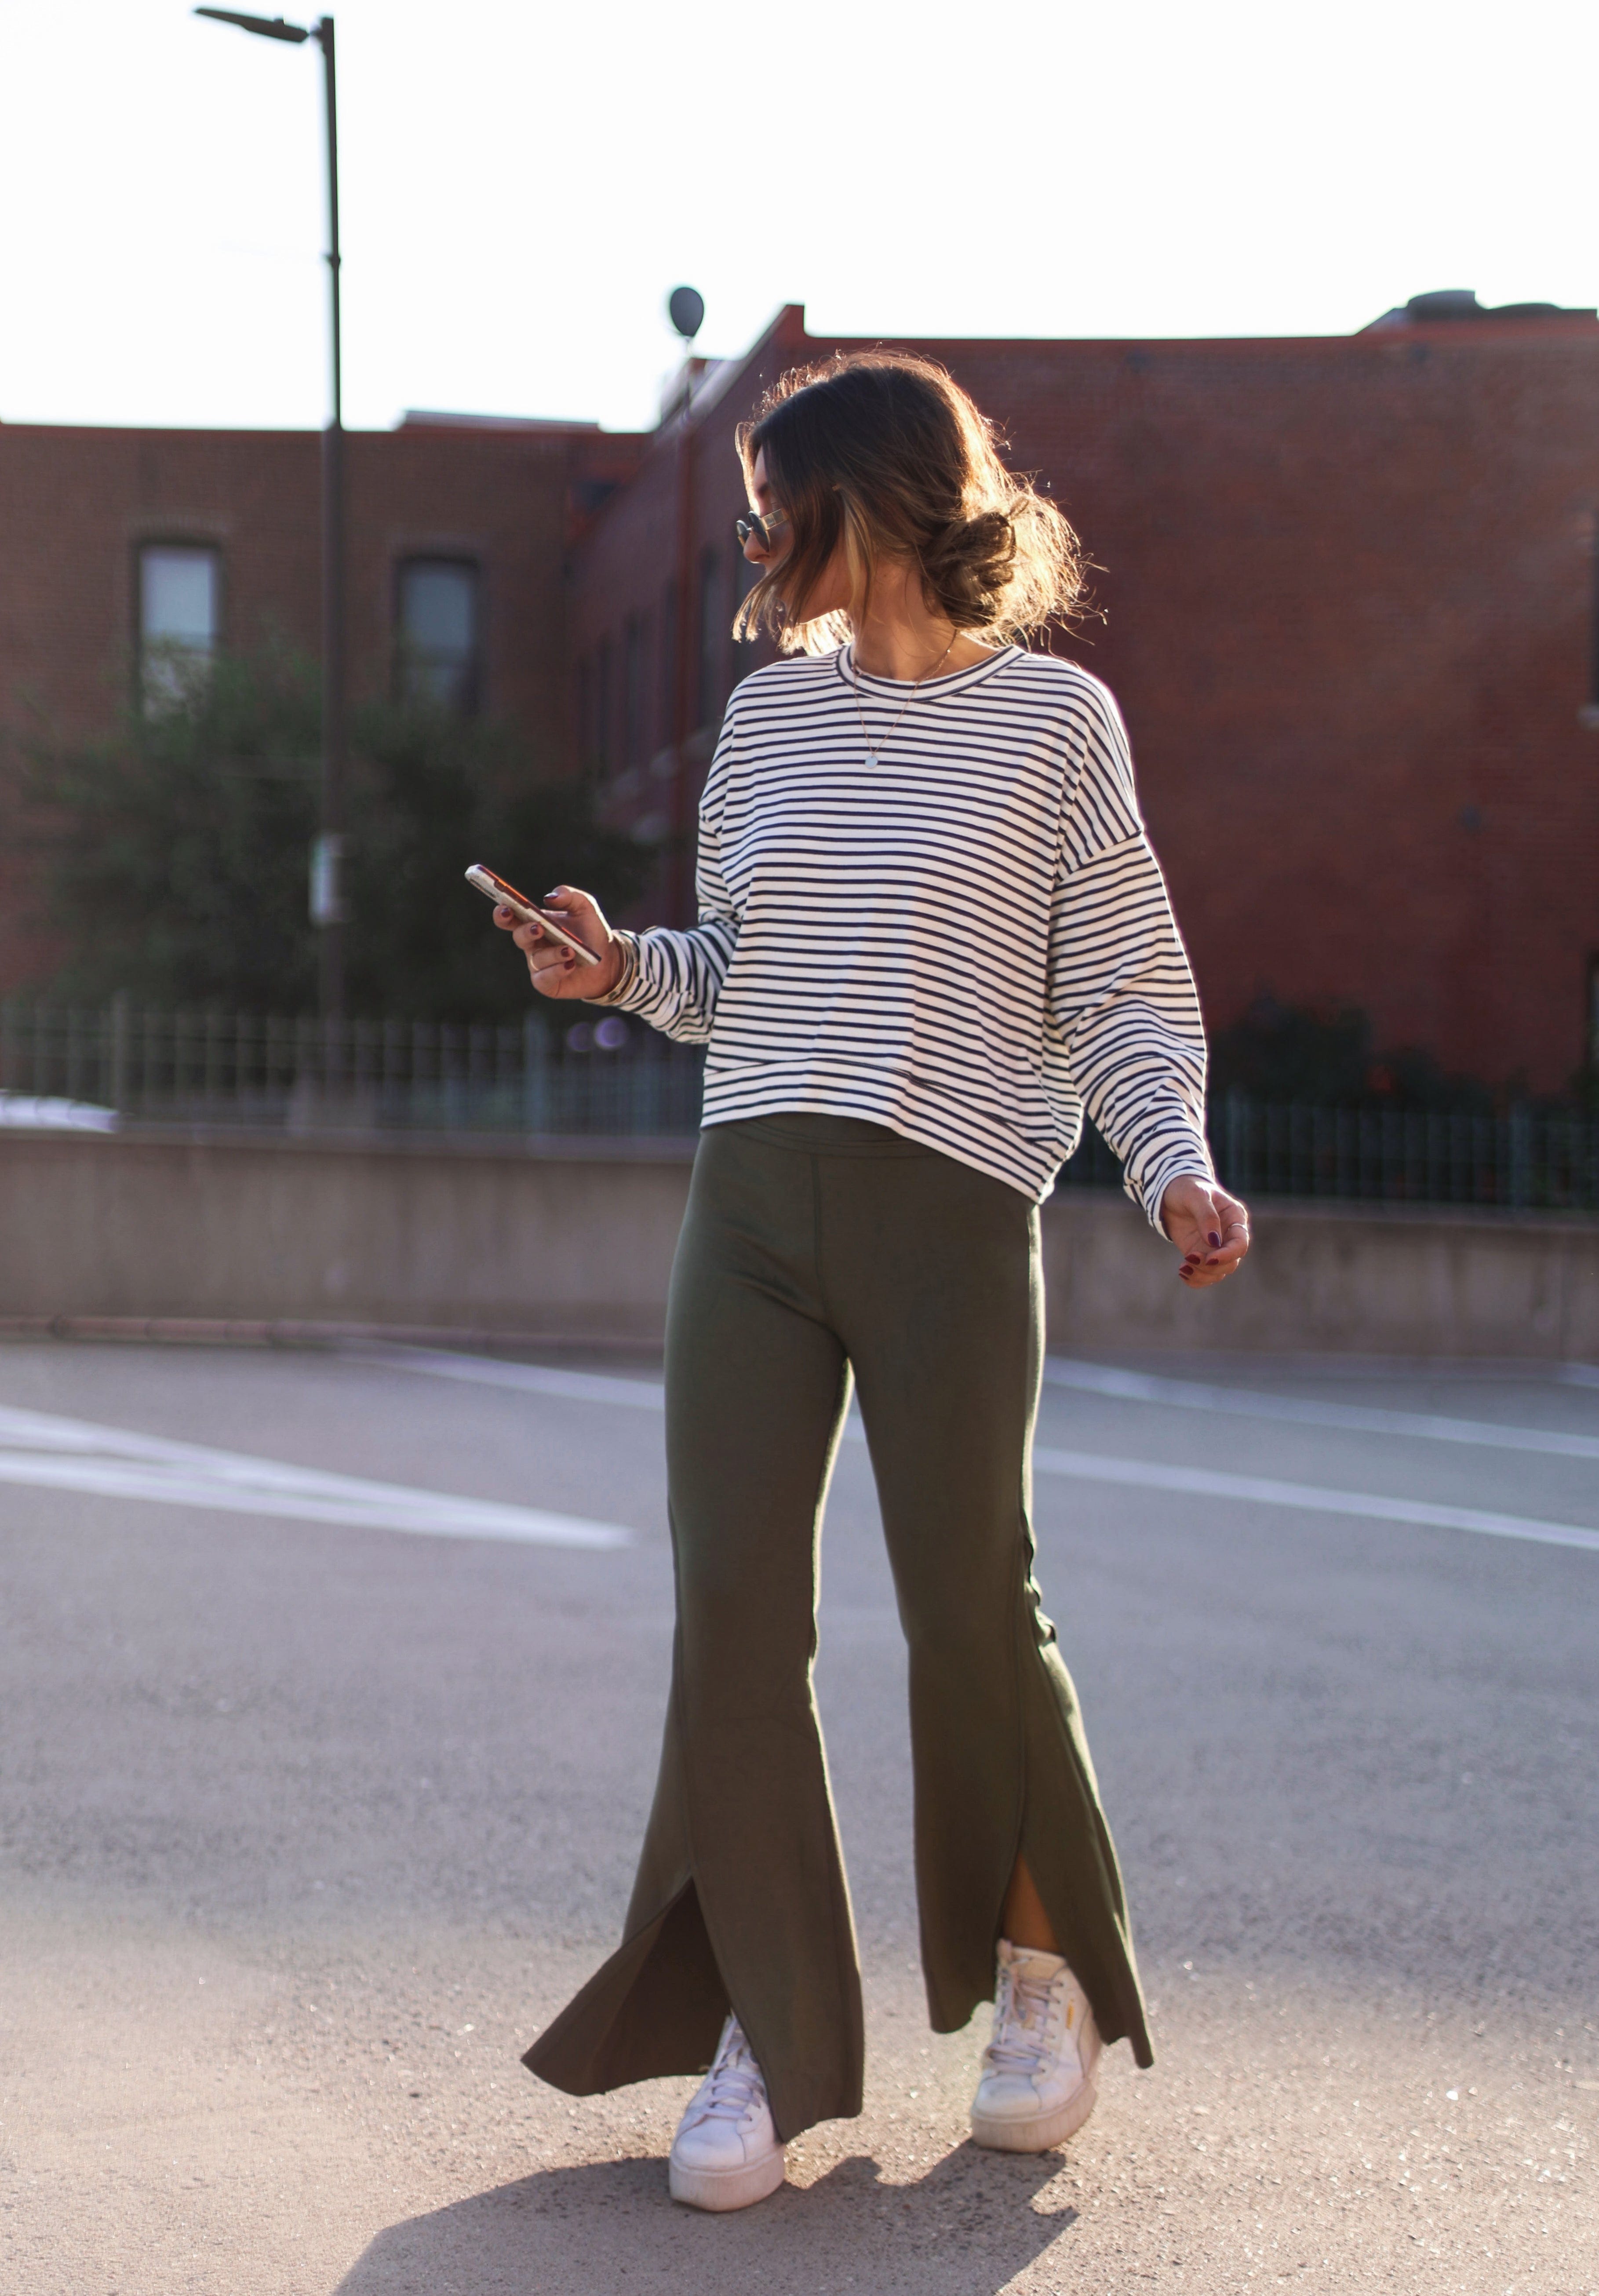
[[1160, 1175, 1251, 1288], [492, 885, 626, 1002]]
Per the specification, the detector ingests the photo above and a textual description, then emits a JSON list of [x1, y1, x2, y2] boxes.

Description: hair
[[733, 351, 1087, 655]]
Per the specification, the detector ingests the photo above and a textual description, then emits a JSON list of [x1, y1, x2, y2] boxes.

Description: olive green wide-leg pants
[[524, 1114, 1153, 2140]]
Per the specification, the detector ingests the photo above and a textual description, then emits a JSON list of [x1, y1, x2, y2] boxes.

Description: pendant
[[864, 751, 879, 768]]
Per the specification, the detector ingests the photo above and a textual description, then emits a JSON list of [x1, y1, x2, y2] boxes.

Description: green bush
[[1209, 996, 1504, 1114], [15, 646, 654, 1020]]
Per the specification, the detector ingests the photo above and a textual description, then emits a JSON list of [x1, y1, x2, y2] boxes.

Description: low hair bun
[[921, 507, 1020, 623]]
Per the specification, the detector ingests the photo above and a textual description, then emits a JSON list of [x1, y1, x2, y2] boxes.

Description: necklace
[[847, 634, 955, 766]]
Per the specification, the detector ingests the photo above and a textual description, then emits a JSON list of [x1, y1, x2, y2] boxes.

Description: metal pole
[[669, 386, 697, 926], [313, 14, 347, 1023]]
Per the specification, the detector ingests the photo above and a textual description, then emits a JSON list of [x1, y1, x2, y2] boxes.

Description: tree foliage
[[16, 647, 654, 1020]]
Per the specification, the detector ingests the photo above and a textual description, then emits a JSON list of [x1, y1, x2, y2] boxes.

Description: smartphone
[[465, 864, 601, 966]]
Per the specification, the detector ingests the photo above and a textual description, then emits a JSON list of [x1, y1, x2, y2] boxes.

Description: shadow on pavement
[[334, 2143, 1078, 2295]]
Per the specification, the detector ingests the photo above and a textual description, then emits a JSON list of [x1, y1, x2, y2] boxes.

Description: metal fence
[[3, 999, 1597, 1212], [0, 998, 705, 1138], [1056, 1093, 1599, 1214]]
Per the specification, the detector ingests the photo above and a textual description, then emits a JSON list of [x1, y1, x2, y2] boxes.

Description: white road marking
[[1043, 1356, 1599, 1461], [1031, 1446, 1599, 1555], [343, 1346, 666, 1410], [0, 1404, 629, 1549], [353, 1344, 1599, 1556], [367, 1345, 1599, 1470]]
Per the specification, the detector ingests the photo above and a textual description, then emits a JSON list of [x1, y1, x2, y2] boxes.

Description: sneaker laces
[[985, 1964, 1064, 2077], [687, 2018, 766, 2126]]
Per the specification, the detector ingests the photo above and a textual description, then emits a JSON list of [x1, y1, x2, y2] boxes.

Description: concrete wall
[[2, 1128, 1596, 1362], [0, 1130, 696, 1346], [1040, 1188, 1599, 1363]]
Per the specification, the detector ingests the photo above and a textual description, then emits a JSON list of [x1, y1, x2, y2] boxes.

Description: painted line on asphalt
[[0, 1404, 630, 1549], [1042, 1356, 1599, 1460], [365, 1344, 1599, 1462], [352, 1344, 1599, 1557], [343, 1346, 666, 1410], [1031, 1445, 1599, 1555]]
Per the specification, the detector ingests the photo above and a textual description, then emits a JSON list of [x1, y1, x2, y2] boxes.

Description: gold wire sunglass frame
[[735, 507, 790, 554]]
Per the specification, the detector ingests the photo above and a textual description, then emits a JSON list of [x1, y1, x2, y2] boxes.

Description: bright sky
[[3, 0, 1595, 437]]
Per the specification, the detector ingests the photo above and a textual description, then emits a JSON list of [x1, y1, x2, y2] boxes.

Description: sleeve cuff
[[585, 930, 641, 1007], [1135, 1154, 1217, 1233]]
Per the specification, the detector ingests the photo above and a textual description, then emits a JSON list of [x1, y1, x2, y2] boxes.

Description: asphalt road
[[1, 1331, 1596, 2295]]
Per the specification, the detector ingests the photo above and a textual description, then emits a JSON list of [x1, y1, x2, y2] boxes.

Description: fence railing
[[0, 998, 705, 1138], [1054, 1093, 1599, 1215], [3, 999, 1597, 1212]]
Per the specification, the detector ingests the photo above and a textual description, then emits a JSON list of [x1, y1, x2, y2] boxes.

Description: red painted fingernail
[[1207, 1232, 1222, 1249]]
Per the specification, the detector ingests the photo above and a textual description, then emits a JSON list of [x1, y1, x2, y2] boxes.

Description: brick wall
[[566, 312, 806, 914], [0, 416, 642, 991], [7, 313, 1598, 1091], [571, 313, 1599, 1093]]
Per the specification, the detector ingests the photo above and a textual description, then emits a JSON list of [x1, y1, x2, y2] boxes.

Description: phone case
[[465, 865, 601, 965]]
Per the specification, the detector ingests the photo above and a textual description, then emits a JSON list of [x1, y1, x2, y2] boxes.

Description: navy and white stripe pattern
[[601, 645, 1214, 1220]]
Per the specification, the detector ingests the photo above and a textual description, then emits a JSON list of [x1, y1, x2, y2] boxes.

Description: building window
[[659, 579, 679, 751], [594, 633, 613, 776], [396, 558, 481, 713], [623, 612, 650, 772], [696, 548, 724, 729], [138, 543, 220, 706], [577, 656, 594, 774], [732, 544, 759, 671]]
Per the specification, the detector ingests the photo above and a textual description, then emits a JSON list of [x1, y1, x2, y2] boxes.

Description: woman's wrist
[[588, 931, 638, 1005]]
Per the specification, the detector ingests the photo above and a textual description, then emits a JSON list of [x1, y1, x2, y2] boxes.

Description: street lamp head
[[193, 8, 311, 41], [667, 286, 706, 344]]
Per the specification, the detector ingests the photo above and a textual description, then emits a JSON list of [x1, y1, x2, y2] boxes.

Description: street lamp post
[[666, 287, 706, 929], [196, 10, 347, 1024]]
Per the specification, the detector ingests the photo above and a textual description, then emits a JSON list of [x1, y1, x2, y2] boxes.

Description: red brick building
[[6, 298, 1599, 1090], [572, 303, 1599, 1096], [0, 413, 642, 989]]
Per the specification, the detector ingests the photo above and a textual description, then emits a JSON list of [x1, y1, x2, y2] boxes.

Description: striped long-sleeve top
[[598, 643, 1215, 1223]]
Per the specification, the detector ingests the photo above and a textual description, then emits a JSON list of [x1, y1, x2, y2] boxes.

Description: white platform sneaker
[[668, 2013, 787, 2212], [970, 1939, 1103, 2152]]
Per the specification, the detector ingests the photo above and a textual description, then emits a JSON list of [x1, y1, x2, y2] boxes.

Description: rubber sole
[[970, 2070, 1101, 2154], [668, 2142, 787, 2212]]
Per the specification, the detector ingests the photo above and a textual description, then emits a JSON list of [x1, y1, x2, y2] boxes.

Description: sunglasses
[[735, 507, 790, 554]]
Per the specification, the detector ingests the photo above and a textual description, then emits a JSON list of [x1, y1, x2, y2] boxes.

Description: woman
[[495, 352, 1249, 2212]]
